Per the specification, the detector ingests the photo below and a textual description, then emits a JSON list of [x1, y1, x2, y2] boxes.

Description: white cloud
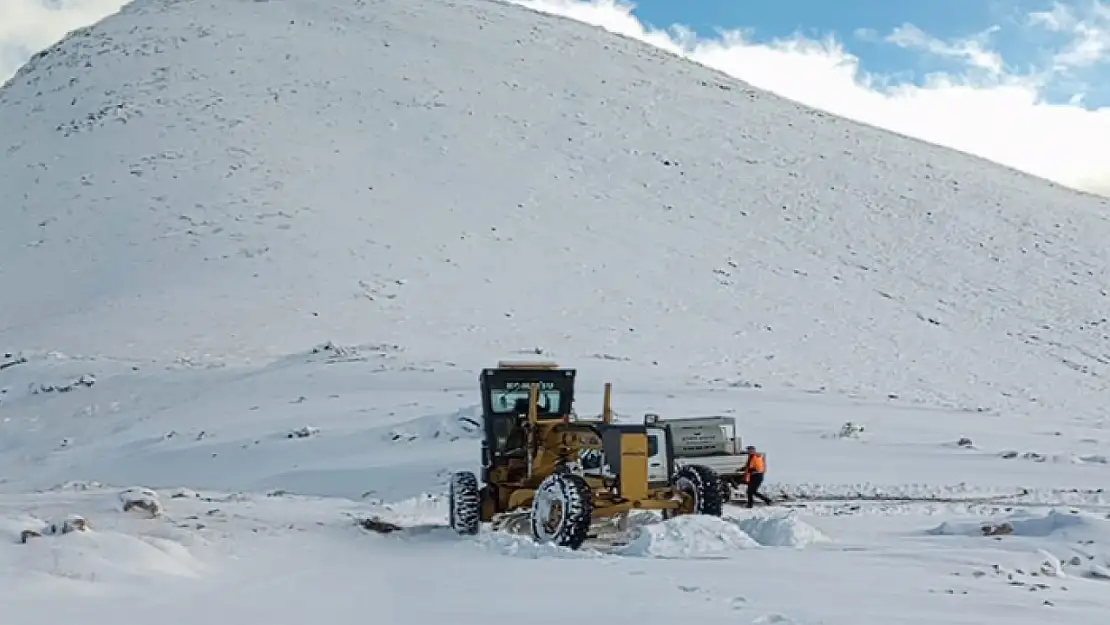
[[3, 0, 1110, 195], [883, 24, 1005, 75], [0, 1, 127, 84], [1030, 1, 1110, 68], [513, 0, 1110, 196]]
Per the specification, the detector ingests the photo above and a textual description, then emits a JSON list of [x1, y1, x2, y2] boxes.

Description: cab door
[[645, 426, 671, 486]]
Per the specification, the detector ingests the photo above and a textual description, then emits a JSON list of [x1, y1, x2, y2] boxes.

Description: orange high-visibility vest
[[746, 453, 766, 473]]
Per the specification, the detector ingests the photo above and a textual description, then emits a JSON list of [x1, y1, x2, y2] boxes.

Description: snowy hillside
[[3, 0, 1110, 424], [3, 1, 1110, 623]]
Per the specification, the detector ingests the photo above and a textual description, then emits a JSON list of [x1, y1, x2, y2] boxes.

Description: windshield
[[489, 381, 562, 414]]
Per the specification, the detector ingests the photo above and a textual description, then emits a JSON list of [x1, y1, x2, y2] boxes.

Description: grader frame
[[448, 361, 724, 549]]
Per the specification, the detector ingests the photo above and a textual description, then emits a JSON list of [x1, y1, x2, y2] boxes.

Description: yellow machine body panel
[[617, 431, 649, 501]]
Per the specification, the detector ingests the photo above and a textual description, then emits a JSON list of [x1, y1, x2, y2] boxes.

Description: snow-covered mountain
[[3, 0, 1110, 423], [3, 1, 1110, 623]]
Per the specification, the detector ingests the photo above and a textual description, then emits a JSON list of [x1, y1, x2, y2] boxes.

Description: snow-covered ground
[[3, 0, 1110, 622], [2, 352, 1109, 624]]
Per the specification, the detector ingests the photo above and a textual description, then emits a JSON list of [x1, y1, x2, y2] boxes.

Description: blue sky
[[629, 0, 1000, 38], [604, 0, 1110, 105]]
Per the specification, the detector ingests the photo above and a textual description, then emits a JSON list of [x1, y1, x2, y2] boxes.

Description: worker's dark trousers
[[746, 472, 773, 507]]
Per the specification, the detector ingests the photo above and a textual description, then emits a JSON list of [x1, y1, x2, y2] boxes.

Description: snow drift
[[927, 509, 1107, 540], [0, 488, 205, 592], [5, 520, 204, 584], [617, 515, 760, 558], [615, 513, 829, 558], [729, 513, 831, 548]]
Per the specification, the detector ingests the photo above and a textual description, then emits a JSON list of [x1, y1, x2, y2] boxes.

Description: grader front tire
[[530, 472, 593, 549], [449, 471, 481, 536]]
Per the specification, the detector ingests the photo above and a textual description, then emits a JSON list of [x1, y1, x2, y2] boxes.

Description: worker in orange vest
[[742, 445, 773, 508]]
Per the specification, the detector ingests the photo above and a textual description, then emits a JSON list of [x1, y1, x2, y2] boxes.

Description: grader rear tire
[[531, 472, 593, 549], [448, 471, 481, 535], [674, 464, 725, 517]]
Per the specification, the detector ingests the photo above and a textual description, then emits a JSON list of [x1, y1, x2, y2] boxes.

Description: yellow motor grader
[[448, 361, 725, 549]]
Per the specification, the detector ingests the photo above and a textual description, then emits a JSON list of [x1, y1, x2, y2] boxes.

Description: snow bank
[[1, 513, 204, 584], [728, 514, 832, 548], [383, 406, 483, 443], [366, 493, 448, 526], [1089, 564, 1110, 580], [998, 451, 1110, 465], [927, 509, 1104, 539], [476, 532, 604, 559], [617, 515, 759, 559]]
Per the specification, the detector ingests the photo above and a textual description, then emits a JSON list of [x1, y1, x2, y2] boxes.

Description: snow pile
[[364, 493, 448, 525], [927, 509, 1103, 539], [0, 512, 204, 585], [773, 482, 1010, 502], [1043, 543, 1110, 583], [932, 512, 1110, 581], [617, 515, 759, 559], [620, 510, 665, 531], [21, 529, 203, 582], [477, 532, 605, 559], [729, 514, 832, 548], [10, 514, 90, 544], [383, 406, 484, 444]]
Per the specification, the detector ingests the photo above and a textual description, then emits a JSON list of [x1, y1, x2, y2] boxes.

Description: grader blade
[[491, 510, 531, 535], [355, 515, 450, 536], [359, 516, 406, 533]]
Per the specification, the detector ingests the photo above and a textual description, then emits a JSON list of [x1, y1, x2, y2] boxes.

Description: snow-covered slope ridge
[[3, 0, 1110, 420]]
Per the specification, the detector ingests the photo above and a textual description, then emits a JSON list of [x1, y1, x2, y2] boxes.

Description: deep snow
[[3, 0, 1110, 623]]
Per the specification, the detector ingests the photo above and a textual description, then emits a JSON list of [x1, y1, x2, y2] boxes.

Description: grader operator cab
[[448, 361, 725, 549]]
